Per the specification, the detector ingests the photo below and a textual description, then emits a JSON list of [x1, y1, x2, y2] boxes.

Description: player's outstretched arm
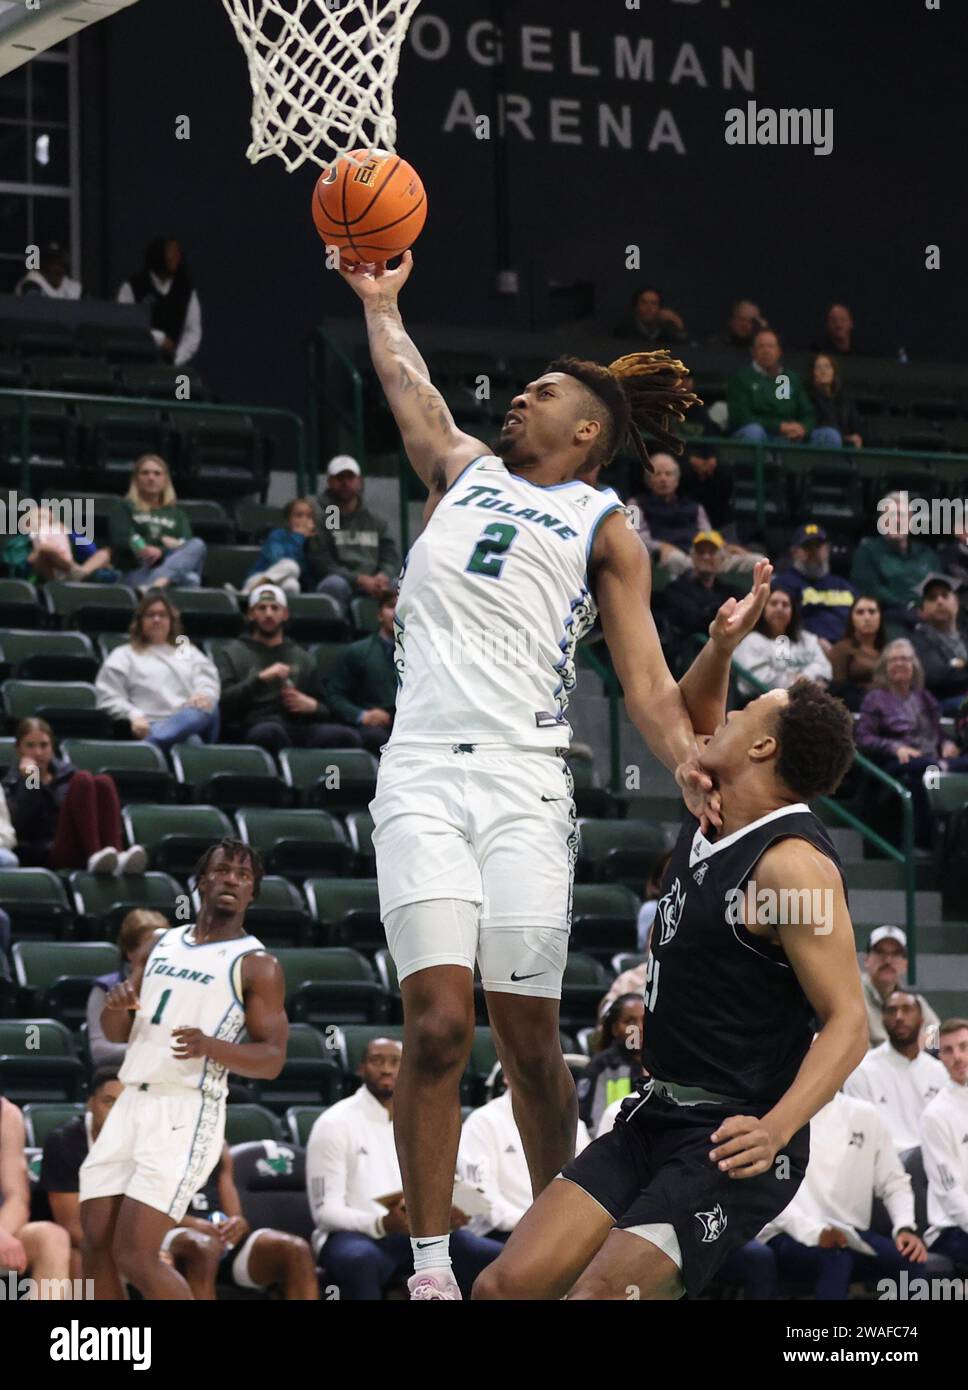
[[677, 559, 773, 736], [335, 252, 487, 489], [170, 953, 288, 1080]]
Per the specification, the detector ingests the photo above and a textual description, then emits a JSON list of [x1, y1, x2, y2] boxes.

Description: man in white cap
[[213, 584, 362, 755], [844, 988, 947, 1155], [859, 926, 940, 1048], [311, 456, 400, 615]]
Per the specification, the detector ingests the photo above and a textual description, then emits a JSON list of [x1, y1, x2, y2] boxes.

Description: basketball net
[[221, 0, 422, 173]]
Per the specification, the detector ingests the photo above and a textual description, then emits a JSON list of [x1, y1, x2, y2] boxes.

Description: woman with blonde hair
[[110, 453, 206, 590]]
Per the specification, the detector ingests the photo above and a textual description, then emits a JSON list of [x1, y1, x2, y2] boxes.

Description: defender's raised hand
[[708, 559, 774, 653]]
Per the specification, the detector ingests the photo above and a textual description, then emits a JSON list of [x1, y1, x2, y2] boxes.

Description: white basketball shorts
[[79, 1083, 225, 1223], [369, 742, 578, 997]]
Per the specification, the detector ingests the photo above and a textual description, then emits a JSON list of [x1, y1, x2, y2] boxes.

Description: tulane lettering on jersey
[[390, 455, 624, 747], [120, 926, 264, 1098]]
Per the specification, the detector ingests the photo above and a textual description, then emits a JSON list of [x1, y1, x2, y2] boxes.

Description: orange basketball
[[312, 150, 427, 265]]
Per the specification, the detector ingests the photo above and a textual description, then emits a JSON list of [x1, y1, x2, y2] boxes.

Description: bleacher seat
[[274, 947, 387, 1026], [192, 874, 309, 948], [0, 630, 98, 682], [253, 1023, 342, 1113], [331, 1024, 405, 1081], [0, 394, 79, 476], [230, 1140, 314, 1244], [233, 499, 280, 542], [69, 870, 183, 939], [349, 595, 380, 634], [0, 1018, 85, 1103], [203, 545, 261, 590], [285, 1105, 326, 1146], [44, 581, 137, 633], [77, 400, 170, 473], [464, 1027, 499, 1106], [175, 500, 235, 544], [0, 735, 14, 771], [96, 632, 128, 659], [312, 641, 350, 682], [279, 747, 379, 812], [344, 811, 375, 875], [2, 679, 111, 738], [303, 878, 382, 951], [31, 356, 118, 394], [236, 808, 351, 879], [172, 743, 286, 809], [118, 362, 205, 397], [567, 759, 615, 818], [22, 1101, 85, 1147], [224, 1103, 284, 1145], [0, 953, 18, 1017], [12, 941, 120, 1028], [570, 883, 641, 960], [164, 588, 244, 639], [926, 773, 968, 862], [76, 322, 158, 363], [62, 738, 176, 803], [0, 580, 43, 628], [559, 953, 613, 1033], [576, 817, 676, 889], [372, 950, 401, 1021], [284, 593, 348, 642], [611, 952, 647, 976], [0, 868, 72, 940], [122, 804, 234, 877]]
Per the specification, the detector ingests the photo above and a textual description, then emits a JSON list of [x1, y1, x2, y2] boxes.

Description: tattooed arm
[[337, 251, 487, 490]]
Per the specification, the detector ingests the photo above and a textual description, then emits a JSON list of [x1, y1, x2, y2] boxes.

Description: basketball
[[311, 150, 427, 265]]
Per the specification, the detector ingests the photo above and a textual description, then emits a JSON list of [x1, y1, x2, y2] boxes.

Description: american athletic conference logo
[[655, 878, 685, 947], [695, 1204, 727, 1243]]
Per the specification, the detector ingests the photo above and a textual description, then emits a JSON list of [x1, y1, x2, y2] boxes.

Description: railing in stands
[[578, 641, 919, 978], [0, 388, 308, 497], [307, 327, 365, 488]]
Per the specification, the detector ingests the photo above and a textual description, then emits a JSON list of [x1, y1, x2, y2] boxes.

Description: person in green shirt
[[325, 590, 398, 753], [111, 454, 207, 589], [727, 330, 841, 447], [850, 492, 939, 624]]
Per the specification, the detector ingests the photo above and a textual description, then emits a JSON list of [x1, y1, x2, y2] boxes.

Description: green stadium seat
[[576, 817, 677, 890], [31, 356, 119, 394], [0, 629, 98, 682], [278, 747, 379, 812], [61, 738, 176, 803], [178, 501, 236, 544], [349, 595, 380, 634], [0, 735, 14, 772], [233, 499, 282, 542], [13, 941, 120, 1028], [164, 588, 244, 639], [171, 743, 286, 809], [284, 593, 348, 642], [559, 952, 613, 1033], [926, 772, 968, 861], [77, 400, 171, 472], [96, 632, 129, 659], [331, 1024, 405, 1081], [2, 679, 111, 738], [0, 952, 19, 1017], [203, 545, 261, 590], [252, 1023, 343, 1113], [373, 949, 400, 1021], [611, 952, 647, 976], [312, 641, 351, 682], [303, 878, 382, 951], [75, 322, 159, 363], [0, 394, 79, 473], [0, 579, 43, 628], [122, 803, 234, 877], [69, 870, 183, 939], [118, 362, 207, 397], [234, 875, 311, 948], [235, 808, 351, 880], [570, 883, 641, 960], [345, 811, 375, 875], [224, 1103, 284, 1145], [0, 1018, 86, 1103], [22, 1101, 85, 1147], [286, 1105, 327, 1146], [567, 759, 615, 818], [173, 409, 264, 490], [463, 1026, 499, 1106], [274, 947, 387, 1026], [44, 581, 137, 633], [0, 354, 27, 388], [0, 868, 72, 940]]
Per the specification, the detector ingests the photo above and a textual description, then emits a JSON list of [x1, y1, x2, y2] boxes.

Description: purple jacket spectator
[[855, 687, 942, 761]]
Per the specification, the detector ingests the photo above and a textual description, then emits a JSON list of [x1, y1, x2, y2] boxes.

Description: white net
[[221, 0, 422, 173]]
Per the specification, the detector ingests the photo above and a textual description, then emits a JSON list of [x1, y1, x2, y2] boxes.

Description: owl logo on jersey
[[695, 1204, 727, 1243], [655, 877, 686, 947]]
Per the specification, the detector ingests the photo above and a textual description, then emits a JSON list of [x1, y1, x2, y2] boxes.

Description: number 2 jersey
[[119, 926, 265, 1098], [389, 454, 624, 748], [642, 804, 849, 1106]]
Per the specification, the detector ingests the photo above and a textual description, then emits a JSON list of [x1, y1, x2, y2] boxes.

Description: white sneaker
[[407, 1271, 461, 1301], [87, 847, 119, 875], [117, 844, 148, 876]]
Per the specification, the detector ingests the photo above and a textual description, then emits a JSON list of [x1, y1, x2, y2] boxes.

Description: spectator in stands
[[858, 927, 941, 1050], [96, 592, 220, 752], [814, 302, 856, 357], [117, 236, 201, 366], [635, 454, 762, 578], [855, 640, 968, 844], [940, 518, 968, 587], [844, 990, 947, 1154], [306, 1037, 501, 1299], [707, 299, 768, 354], [733, 586, 832, 694], [577, 993, 646, 1133], [325, 589, 398, 754], [2, 717, 146, 875], [0, 783, 18, 867], [920, 1018, 968, 1267], [728, 329, 841, 448], [829, 596, 886, 711], [111, 454, 207, 591], [772, 524, 859, 651], [656, 531, 734, 656], [241, 497, 319, 597], [612, 285, 687, 344], [850, 492, 939, 623], [15, 241, 81, 300], [40, 1068, 123, 1280], [758, 1089, 926, 1299], [310, 457, 401, 615], [911, 574, 968, 710], [458, 1064, 591, 1243], [215, 584, 361, 755], [807, 354, 863, 448], [676, 441, 734, 530], [0, 1095, 72, 1297], [162, 1143, 318, 1300], [86, 910, 167, 1070], [24, 502, 114, 585]]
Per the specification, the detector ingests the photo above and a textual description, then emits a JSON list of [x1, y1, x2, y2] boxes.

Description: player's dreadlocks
[[545, 350, 702, 474]]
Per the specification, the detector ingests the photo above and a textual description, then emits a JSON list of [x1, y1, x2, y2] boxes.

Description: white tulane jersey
[[119, 926, 264, 1098], [390, 455, 624, 747]]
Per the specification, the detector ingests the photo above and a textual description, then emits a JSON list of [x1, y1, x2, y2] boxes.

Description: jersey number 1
[[150, 989, 171, 1025], [466, 522, 519, 579]]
